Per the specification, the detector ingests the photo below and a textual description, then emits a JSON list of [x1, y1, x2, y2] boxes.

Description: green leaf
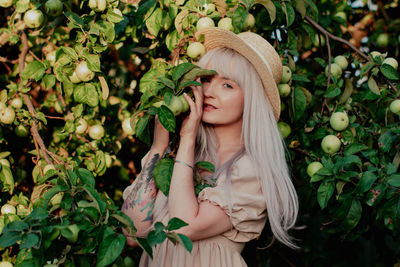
[[357, 171, 377, 193], [96, 228, 126, 267], [254, 0, 276, 23], [324, 85, 341, 98], [157, 76, 176, 90], [295, 0, 306, 18], [387, 174, 400, 187], [166, 30, 180, 52], [58, 47, 79, 61], [42, 74, 56, 89], [106, 8, 124, 24], [82, 185, 106, 214], [0, 165, 14, 194], [64, 12, 84, 29], [153, 157, 175, 196], [342, 155, 362, 168], [291, 74, 310, 82], [344, 143, 368, 156], [73, 84, 99, 107], [145, 8, 163, 37], [232, 5, 248, 32], [135, 113, 152, 146], [15, 0, 29, 13], [82, 50, 101, 72], [178, 81, 202, 90], [92, 20, 115, 43], [147, 230, 167, 247], [166, 217, 188, 231], [195, 161, 215, 172], [317, 180, 335, 209], [158, 105, 176, 133], [0, 230, 22, 247], [6, 221, 29, 232], [171, 63, 197, 82], [378, 130, 396, 152], [136, 237, 153, 258], [282, 2, 295, 27], [380, 64, 399, 80], [177, 233, 193, 252], [20, 233, 39, 249], [366, 183, 387, 206], [293, 87, 307, 120], [180, 68, 217, 85], [21, 61, 46, 82], [72, 169, 92, 189], [367, 76, 380, 95], [25, 207, 48, 221], [343, 199, 362, 230]]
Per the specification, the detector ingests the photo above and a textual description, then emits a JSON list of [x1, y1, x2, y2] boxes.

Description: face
[[200, 74, 244, 126]]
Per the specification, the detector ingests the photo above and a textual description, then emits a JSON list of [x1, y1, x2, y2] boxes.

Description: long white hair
[[150, 47, 299, 249], [195, 47, 299, 249]]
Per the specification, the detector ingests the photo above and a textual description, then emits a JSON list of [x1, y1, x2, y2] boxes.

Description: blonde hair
[[150, 47, 299, 249]]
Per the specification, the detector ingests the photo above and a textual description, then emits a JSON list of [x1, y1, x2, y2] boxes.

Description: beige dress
[[126, 153, 267, 267]]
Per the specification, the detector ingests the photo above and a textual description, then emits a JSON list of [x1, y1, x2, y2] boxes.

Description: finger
[[192, 87, 203, 112], [183, 93, 196, 113]]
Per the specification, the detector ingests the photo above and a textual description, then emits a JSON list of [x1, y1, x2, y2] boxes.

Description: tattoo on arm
[[122, 153, 160, 220]]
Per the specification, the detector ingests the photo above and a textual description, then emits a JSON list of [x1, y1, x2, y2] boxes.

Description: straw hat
[[195, 27, 282, 121]]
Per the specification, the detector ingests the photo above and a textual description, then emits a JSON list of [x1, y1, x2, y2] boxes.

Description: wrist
[[150, 145, 167, 155], [179, 136, 196, 147]]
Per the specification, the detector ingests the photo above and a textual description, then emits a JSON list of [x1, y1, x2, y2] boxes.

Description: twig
[[28, 50, 42, 62], [19, 31, 53, 166], [377, 1, 390, 22], [44, 115, 66, 120]]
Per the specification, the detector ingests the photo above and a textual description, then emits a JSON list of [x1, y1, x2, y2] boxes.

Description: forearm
[[168, 137, 199, 223], [121, 148, 163, 236]]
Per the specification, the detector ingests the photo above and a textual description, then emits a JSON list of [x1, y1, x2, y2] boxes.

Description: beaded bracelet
[[175, 159, 194, 170]]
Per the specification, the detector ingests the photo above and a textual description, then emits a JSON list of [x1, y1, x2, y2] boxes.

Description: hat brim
[[195, 27, 281, 121]]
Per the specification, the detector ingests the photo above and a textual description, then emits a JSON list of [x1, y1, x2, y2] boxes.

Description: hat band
[[243, 41, 274, 81]]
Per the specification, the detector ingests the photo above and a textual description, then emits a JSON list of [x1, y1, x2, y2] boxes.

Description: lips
[[203, 103, 216, 111]]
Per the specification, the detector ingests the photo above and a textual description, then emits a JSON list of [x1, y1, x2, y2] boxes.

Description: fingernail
[[183, 93, 187, 96]]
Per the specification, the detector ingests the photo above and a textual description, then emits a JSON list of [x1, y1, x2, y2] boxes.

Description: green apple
[[278, 121, 291, 138], [167, 95, 184, 116], [1, 204, 16, 215], [0, 102, 6, 111], [105, 153, 112, 168], [325, 63, 342, 79], [50, 192, 63, 206], [187, 42, 206, 59], [0, 262, 13, 267], [307, 161, 323, 177], [278, 83, 291, 97], [204, 3, 216, 14], [197, 17, 215, 31], [152, 100, 165, 108], [66, 224, 80, 243], [44, 164, 56, 174], [383, 57, 398, 70], [10, 98, 22, 109], [334, 11, 347, 22], [321, 135, 341, 154], [69, 71, 81, 83], [179, 94, 189, 113], [122, 118, 135, 135], [0, 107, 15, 124], [0, 0, 13, 8], [23, 9, 44, 28], [330, 111, 349, 131], [45, 0, 63, 17], [244, 13, 255, 29], [15, 124, 29, 137], [334, 55, 348, 70], [376, 33, 389, 48], [124, 256, 135, 267], [217, 17, 233, 31], [75, 61, 95, 82], [389, 99, 400, 115], [89, 0, 107, 12], [75, 118, 88, 135], [0, 159, 10, 167], [89, 124, 105, 140], [370, 51, 382, 60], [281, 66, 292, 83]]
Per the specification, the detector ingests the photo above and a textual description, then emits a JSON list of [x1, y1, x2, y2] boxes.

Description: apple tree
[[0, 0, 399, 266]]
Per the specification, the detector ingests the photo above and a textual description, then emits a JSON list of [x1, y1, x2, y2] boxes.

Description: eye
[[223, 83, 233, 89]]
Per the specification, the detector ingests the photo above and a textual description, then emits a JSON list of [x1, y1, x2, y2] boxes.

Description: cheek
[[223, 92, 244, 118]]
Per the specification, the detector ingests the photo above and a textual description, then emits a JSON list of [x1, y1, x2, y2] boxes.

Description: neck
[[213, 119, 244, 152]]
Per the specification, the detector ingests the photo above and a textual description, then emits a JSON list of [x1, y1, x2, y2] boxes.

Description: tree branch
[[19, 31, 53, 166]]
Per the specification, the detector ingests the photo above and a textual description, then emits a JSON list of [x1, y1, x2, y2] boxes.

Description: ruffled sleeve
[[197, 155, 267, 243]]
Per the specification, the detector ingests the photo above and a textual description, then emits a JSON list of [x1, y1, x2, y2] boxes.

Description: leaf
[[82, 185, 106, 214], [174, 9, 189, 35], [58, 47, 79, 61], [157, 76, 175, 90], [153, 157, 175, 196], [181, 68, 217, 85], [171, 63, 197, 82], [166, 217, 188, 231], [158, 105, 176, 133], [254, 0, 276, 23], [317, 180, 335, 209], [136, 237, 153, 258], [0, 165, 14, 194], [98, 76, 109, 100], [367, 76, 380, 95], [106, 8, 124, 24], [343, 143, 368, 156], [295, 0, 306, 18], [15, 0, 29, 13], [135, 113, 151, 146], [92, 20, 115, 43], [293, 87, 307, 120], [0, 230, 22, 247], [147, 230, 167, 247], [96, 229, 126, 267], [73, 84, 99, 107], [282, 2, 295, 27], [387, 174, 400, 187], [357, 171, 377, 193], [42, 74, 56, 89], [146, 8, 163, 37], [6, 221, 29, 232], [378, 130, 396, 153], [291, 74, 310, 82], [166, 30, 181, 52], [82, 50, 101, 72], [380, 64, 399, 80], [338, 78, 354, 104], [25, 207, 48, 221], [232, 5, 248, 32], [21, 61, 46, 82], [20, 233, 39, 249], [178, 81, 202, 90], [343, 199, 362, 230], [177, 233, 193, 252], [76, 168, 95, 188], [324, 85, 341, 98], [195, 161, 215, 172], [64, 12, 84, 29]]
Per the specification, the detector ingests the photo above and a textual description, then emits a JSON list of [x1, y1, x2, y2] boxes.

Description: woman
[[122, 27, 299, 267]]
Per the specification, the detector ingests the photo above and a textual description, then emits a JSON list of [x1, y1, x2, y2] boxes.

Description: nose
[[202, 79, 216, 98]]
